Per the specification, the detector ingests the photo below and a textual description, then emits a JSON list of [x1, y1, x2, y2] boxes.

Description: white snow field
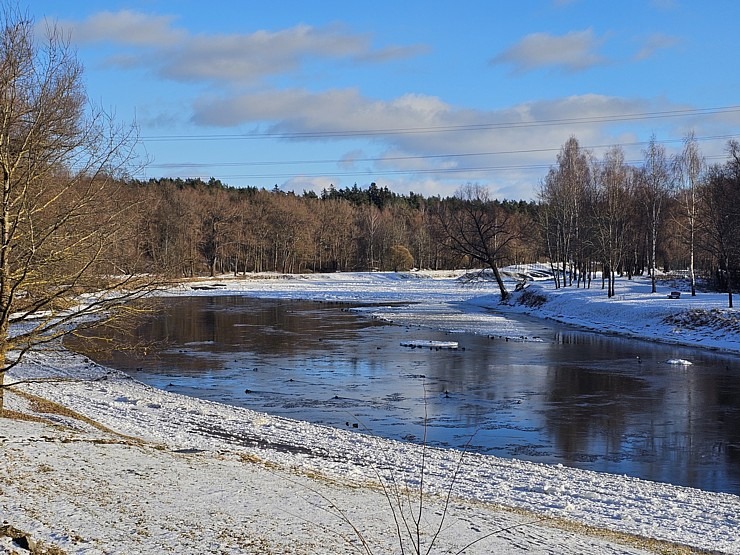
[[1, 270, 739, 554]]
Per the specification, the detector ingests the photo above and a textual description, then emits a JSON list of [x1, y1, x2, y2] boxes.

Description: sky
[[25, 0, 740, 200]]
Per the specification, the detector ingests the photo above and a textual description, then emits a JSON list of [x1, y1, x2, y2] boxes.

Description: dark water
[[75, 296, 740, 495]]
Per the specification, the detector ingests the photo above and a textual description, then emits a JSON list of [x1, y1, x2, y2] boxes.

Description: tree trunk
[[689, 226, 696, 296], [489, 262, 510, 302], [727, 256, 734, 309], [651, 215, 658, 293], [0, 172, 11, 412]]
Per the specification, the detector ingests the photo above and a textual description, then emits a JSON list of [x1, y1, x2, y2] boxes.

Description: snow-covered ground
[[2, 270, 739, 554]]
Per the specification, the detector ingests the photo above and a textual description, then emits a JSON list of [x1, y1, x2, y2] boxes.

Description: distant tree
[[0, 10, 157, 409], [699, 141, 740, 307], [265, 193, 314, 273], [405, 201, 435, 270], [315, 199, 357, 272], [388, 245, 414, 272], [638, 135, 671, 293], [197, 188, 235, 277], [360, 204, 384, 270], [242, 190, 273, 273], [672, 131, 704, 296], [436, 184, 513, 301], [367, 182, 396, 210], [592, 146, 634, 297], [504, 205, 540, 267], [539, 137, 592, 288]]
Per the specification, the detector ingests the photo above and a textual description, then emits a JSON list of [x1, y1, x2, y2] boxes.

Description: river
[[71, 295, 740, 495]]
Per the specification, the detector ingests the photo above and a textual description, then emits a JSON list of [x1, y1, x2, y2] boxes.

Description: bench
[[668, 291, 681, 299]]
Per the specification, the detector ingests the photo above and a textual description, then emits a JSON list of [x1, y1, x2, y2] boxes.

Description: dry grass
[[663, 308, 740, 334], [0, 408, 51, 424], [517, 287, 549, 307], [4, 388, 142, 444], [0, 524, 68, 555], [526, 511, 718, 555]]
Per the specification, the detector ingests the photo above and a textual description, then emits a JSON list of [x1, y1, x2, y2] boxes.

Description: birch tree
[[539, 137, 591, 287], [592, 146, 633, 297], [639, 135, 671, 293], [672, 131, 704, 296]]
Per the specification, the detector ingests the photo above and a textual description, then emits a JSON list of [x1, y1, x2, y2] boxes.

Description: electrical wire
[[136, 104, 740, 180], [140, 104, 740, 142], [143, 134, 739, 177]]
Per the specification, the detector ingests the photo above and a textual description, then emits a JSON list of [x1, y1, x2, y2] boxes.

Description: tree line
[[120, 177, 540, 279], [111, 130, 740, 308], [539, 134, 740, 306]]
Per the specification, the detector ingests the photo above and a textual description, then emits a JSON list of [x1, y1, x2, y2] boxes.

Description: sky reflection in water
[[79, 296, 740, 495]]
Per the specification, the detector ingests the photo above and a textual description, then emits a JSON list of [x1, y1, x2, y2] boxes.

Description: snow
[[399, 339, 459, 349], [2, 270, 739, 554]]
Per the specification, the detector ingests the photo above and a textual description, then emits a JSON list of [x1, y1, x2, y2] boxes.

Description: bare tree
[[196, 187, 236, 276], [592, 146, 634, 297], [699, 141, 740, 308], [0, 9, 157, 408], [436, 184, 513, 301], [639, 135, 671, 293], [539, 137, 592, 288], [672, 131, 704, 296], [314, 198, 357, 272], [361, 204, 384, 271]]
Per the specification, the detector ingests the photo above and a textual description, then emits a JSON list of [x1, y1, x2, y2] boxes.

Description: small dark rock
[[12, 535, 33, 551]]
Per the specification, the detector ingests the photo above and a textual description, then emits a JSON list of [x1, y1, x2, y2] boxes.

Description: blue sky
[[28, 0, 740, 200]]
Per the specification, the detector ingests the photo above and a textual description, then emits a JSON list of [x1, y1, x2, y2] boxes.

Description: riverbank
[[499, 274, 740, 354], [2, 271, 739, 554]]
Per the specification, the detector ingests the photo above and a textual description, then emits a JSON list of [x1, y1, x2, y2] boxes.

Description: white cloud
[[56, 11, 423, 86], [338, 150, 367, 170], [491, 29, 608, 73], [634, 33, 681, 61], [161, 24, 371, 84], [191, 89, 458, 136], [57, 10, 186, 47], [191, 87, 676, 199]]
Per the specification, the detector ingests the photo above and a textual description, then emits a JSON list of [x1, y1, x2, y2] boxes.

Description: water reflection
[[71, 296, 740, 495]]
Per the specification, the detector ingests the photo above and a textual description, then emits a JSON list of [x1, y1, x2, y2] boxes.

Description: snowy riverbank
[[2, 271, 739, 554]]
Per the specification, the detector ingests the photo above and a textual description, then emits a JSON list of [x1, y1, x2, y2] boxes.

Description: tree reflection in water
[[71, 296, 740, 495]]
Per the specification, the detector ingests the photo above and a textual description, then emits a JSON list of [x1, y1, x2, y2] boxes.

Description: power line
[[140, 104, 740, 142], [144, 133, 739, 175], [139, 154, 732, 181]]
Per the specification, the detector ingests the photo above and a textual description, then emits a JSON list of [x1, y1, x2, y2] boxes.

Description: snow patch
[[400, 339, 459, 349]]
